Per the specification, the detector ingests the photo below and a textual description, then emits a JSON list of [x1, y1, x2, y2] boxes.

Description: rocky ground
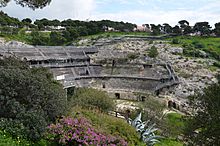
[[92, 38, 219, 106]]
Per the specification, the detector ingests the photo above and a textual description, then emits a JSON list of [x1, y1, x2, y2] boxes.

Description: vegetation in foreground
[[0, 58, 220, 145], [184, 82, 220, 145]]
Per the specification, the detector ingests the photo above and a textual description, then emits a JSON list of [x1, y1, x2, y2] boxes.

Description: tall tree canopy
[[184, 82, 220, 145], [214, 22, 220, 36], [0, 0, 51, 9], [193, 22, 211, 36]]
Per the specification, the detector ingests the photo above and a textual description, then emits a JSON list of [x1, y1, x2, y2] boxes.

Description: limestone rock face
[[169, 47, 183, 54], [198, 50, 208, 58]]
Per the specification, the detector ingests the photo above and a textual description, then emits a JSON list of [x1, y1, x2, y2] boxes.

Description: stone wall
[[90, 78, 161, 93]]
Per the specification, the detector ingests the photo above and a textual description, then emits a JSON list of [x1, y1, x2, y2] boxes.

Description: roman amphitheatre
[[0, 36, 217, 113]]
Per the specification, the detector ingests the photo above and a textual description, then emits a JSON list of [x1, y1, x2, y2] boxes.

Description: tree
[[148, 46, 159, 58], [62, 30, 71, 41], [184, 83, 220, 145], [163, 23, 172, 34], [22, 18, 32, 24], [183, 25, 192, 35], [0, 57, 67, 141], [214, 22, 220, 36], [70, 88, 115, 113], [150, 24, 161, 35], [50, 31, 66, 45], [50, 19, 60, 27], [30, 31, 49, 45], [193, 22, 211, 36], [0, 0, 51, 9], [178, 20, 189, 28], [172, 25, 181, 35], [178, 20, 190, 35]]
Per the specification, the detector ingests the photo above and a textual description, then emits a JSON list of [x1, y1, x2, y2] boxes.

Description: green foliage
[[0, 27, 19, 35], [138, 97, 166, 123], [184, 83, 220, 145], [155, 138, 184, 146], [30, 31, 49, 45], [127, 53, 139, 60], [0, 11, 21, 27], [148, 46, 159, 58], [214, 22, 220, 36], [213, 62, 220, 68], [0, 57, 67, 141], [172, 38, 180, 44], [193, 22, 211, 36], [162, 113, 185, 137], [49, 31, 66, 45], [149, 40, 154, 44], [0, 130, 31, 146], [192, 41, 205, 48], [150, 24, 161, 35], [1, 0, 51, 9], [168, 36, 220, 60], [70, 88, 115, 113]]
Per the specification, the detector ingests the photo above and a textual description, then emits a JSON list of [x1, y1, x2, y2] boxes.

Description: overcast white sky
[[1, 0, 220, 27]]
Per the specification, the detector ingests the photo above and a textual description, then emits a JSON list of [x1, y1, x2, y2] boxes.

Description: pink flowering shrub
[[46, 116, 128, 146]]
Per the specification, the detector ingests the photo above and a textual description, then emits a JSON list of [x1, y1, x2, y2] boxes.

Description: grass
[[0, 131, 30, 146], [162, 112, 186, 138], [80, 31, 150, 39], [167, 36, 220, 58], [155, 138, 184, 146], [166, 113, 185, 128], [0, 28, 51, 44]]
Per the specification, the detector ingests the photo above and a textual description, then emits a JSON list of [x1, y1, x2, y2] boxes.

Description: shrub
[[70, 88, 115, 113], [213, 62, 220, 68], [46, 116, 128, 146], [127, 53, 139, 60], [149, 40, 154, 44], [192, 41, 205, 49], [172, 38, 180, 44], [0, 57, 67, 141], [148, 46, 159, 58]]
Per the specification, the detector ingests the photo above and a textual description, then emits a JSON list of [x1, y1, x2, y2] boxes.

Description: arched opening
[[141, 96, 146, 102], [102, 83, 106, 89], [115, 93, 120, 99], [168, 100, 173, 108], [156, 90, 160, 96], [85, 69, 89, 75], [173, 102, 177, 109]]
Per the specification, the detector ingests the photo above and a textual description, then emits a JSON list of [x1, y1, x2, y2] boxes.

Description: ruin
[[0, 38, 180, 101]]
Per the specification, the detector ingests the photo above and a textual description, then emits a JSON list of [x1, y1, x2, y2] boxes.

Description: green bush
[[70, 88, 115, 112], [172, 38, 180, 44], [127, 53, 139, 60], [149, 40, 154, 44], [155, 138, 184, 146], [148, 46, 159, 58], [213, 62, 220, 68], [192, 41, 205, 48], [0, 57, 67, 141]]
